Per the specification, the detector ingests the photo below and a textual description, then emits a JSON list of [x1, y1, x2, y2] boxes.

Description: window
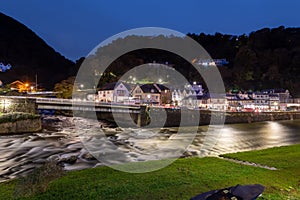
[[117, 90, 125, 96], [135, 89, 141, 93]]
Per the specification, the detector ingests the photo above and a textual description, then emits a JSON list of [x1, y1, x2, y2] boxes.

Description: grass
[[0, 144, 299, 199], [222, 144, 300, 199]]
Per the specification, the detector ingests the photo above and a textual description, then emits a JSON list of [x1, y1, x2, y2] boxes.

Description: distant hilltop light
[[0, 63, 12, 72], [193, 58, 229, 67]]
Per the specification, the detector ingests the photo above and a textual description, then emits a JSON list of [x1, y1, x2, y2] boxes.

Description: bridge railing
[[36, 97, 141, 109]]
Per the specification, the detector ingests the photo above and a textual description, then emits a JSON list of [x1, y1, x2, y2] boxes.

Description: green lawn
[[1, 144, 300, 199]]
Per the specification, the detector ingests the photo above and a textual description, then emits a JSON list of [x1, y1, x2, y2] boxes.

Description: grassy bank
[[0, 144, 299, 199]]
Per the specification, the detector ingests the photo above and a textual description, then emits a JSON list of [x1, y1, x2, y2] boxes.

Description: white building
[[97, 82, 131, 103], [171, 82, 203, 106], [182, 93, 227, 110], [131, 83, 171, 105]]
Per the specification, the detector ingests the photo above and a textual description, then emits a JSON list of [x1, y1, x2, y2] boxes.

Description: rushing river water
[[0, 116, 300, 181]]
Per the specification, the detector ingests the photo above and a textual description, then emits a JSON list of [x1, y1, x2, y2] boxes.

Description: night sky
[[2, 0, 300, 61]]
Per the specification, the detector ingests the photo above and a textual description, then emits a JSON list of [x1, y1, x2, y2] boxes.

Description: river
[[0, 116, 300, 181]]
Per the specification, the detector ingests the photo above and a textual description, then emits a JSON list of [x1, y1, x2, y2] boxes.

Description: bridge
[[0, 95, 141, 113], [35, 98, 141, 113], [0, 96, 145, 126]]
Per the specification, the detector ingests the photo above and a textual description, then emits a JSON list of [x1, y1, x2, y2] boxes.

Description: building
[[182, 93, 227, 110], [226, 91, 282, 111], [226, 93, 254, 111], [268, 94, 280, 110], [132, 83, 171, 105], [206, 93, 227, 110], [9, 80, 31, 92], [250, 92, 270, 110], [171, 82, 203, 106], [97, 82, 131, 103], [181, 95, 206, 109], [172, 89, 195, 106], [261, 89, 291, 103], [194, 58, 229, 67]]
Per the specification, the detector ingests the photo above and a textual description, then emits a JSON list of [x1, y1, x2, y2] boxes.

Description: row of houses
[[91, 81, 297, 111], [182, 89, 293, 111], [94, 82, 204, 105], [96, 82, 172, 105]]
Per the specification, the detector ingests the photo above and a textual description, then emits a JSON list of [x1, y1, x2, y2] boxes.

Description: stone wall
[[146, 109, 300, 127], [224, 111, 300, 124], [0, 118, 41, 134], [87, 107, 300, 127], [0, 96, 37, 114]]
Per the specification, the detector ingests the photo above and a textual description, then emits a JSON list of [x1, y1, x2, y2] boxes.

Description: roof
[[253, 92, 269, 95], [140, 84, 160, 93], [269, 94, 280, 97], [183, 95, 207, 100], [100, 82, 116, 90], [204, 93, 226, 99], [99, 82, 131, 91], [154, 84, 170, 91], [261, 89, 289, 94]]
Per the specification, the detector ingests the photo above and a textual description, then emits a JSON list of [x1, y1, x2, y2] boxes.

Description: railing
[[36, 98, 141, 109]]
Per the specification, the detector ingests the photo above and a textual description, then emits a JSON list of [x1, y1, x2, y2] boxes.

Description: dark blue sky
[[2, 0, 300, 61]]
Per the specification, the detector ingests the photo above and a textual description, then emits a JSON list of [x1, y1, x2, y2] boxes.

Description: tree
[[53, 76, 75, 99]]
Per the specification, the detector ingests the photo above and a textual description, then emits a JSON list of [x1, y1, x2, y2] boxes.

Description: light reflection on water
[[204, 120, 300, 155]]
